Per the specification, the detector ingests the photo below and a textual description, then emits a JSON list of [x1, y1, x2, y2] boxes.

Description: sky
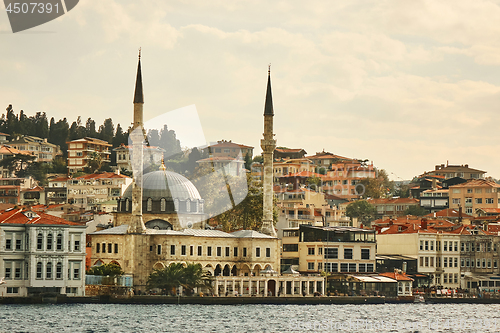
[[1, 0, 500, 180]]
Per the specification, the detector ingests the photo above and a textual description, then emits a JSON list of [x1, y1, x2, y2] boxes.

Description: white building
[[0, 208, 86, 297]]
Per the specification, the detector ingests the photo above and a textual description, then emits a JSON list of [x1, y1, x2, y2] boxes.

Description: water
[[0, 303, 499, 332]]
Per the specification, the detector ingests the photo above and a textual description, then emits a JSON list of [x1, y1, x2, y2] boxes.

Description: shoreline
[[1, 295, 500, 305]]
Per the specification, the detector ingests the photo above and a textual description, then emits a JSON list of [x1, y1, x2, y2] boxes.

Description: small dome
[[123, 170, 201, 201]]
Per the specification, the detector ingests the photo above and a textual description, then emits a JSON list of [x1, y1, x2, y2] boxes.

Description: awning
[[350, 275, 396, 283]]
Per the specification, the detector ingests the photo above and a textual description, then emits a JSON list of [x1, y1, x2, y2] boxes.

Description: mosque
[[89, 54, 324, 296]]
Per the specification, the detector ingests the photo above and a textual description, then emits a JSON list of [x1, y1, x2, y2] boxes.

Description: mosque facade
[[89, 54, 293, 294]]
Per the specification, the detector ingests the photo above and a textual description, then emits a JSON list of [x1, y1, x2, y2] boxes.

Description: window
[[225, 247, 230, 257], [57, 234, 62, 250], [216, 247, 222, 257], [44, 234, 52, 251], [359, 263, 366, 272], [461, 242, 465, 252], [283, 244, 298, 252], [307, 262, 314, 270], [157, 245, 162, 255], [443, 241, 448, 251], [170, 245, 175, 255], [106, 243, 111, 253], [256, 247, 261, 257], [308, 247, 315, 255], [73, 262, 80, 280], [102, 243, 106, 253], [485, 198, 494, 204], [5, 238, 11, 250], [425, 257, 429, 267], [452, 198, 461, 205], [242, 247, 246, 257], [4, 262, 11, 279], [56, 262, 62, 279], [114, 244, 118, 253], [466, 258, 470, 267], [488, 259, 492, 268], [344, 248, 353, 260], [465, 197, 472, 203], [430, 241, 434, 251], [420, 240, 423, 250], [361, 249, 370, 260], [325, 247, 339, 259], [419, 257, 424, 267], [467, 189, 473, 194], [475, 198, 482, 204], [96, 243, 100, 253], [444, 274, 448, 283], [15, 238, 21, 251], [430, 257, 434, 267], [36, 262, 42, 279], [266, 248, 271, 258], [207, 246, 212, 256], [190, 246, 194, 256], [454, 257, 458, 267], [444, 257, 448, 267], [197, 246, 202, 256], [46, 262, 52, 279], [325, 263, 338, 272], [181, 245, 186, 256], [483, 259, 486, 268], [436, 257, 441, 267], [461, 258, 465, 267], [340, 263, 348, 272], [454, 274, 458, 284], [425, 241, 429, 251], [454, 242, 458, 252], [37, 233, 43, 250], [234, 247, 238, 257], [466, 207, 473, 214], [6, 287, 19, 294]]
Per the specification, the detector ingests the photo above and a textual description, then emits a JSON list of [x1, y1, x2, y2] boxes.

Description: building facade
[[449, 179, 500, 216], [67, 137, 112, 174], [0, 209, 86, 297]]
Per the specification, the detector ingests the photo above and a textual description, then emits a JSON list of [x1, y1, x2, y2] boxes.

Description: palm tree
[[147, 263, 184, 295], [146, 263, 213, 296], [182, 263, 213, 295]]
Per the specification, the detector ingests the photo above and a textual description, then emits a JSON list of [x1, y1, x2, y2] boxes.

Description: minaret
[[260, 66, 277, 237], [130, 49, 146, 233]]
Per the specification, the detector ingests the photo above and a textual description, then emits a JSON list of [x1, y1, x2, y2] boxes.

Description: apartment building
[[449, 179, 500, 216], [9, 135, 61, 163], [281, 225, 376, 274], [113, 143, 165, 172], [423, 163, 486, 180], [376, 218, 468, 289], [67, 137, 112, 174], [45, 176, 69, 205], [367, 197, 420, 219], [202, 140, 254, 159], [67, 172, 132, 210]]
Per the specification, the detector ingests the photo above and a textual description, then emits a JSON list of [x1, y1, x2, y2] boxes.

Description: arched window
[[147, 198, 152, 211], [192, 201, 198, 213], [37, 233, 43, 250], [160, 198, 166, 212], [56, 262, 62, 279], [36, 262, 42, 279], [56, 234, 63, 251], [46, 262, 52, 279], [46, 234, 53, 251]]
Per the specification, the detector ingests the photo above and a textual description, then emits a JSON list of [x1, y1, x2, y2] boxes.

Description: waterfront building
[[376, 217, 467, 289], [0, 208, 86, 297], [66, 137, 112, 174]]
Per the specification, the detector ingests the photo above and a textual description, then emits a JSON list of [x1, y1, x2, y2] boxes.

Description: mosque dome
[[122, 170, 201, 201], [118, 169, 204, 215]]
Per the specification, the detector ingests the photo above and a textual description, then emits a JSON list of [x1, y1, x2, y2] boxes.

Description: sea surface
[[0, 303, 499, 332]]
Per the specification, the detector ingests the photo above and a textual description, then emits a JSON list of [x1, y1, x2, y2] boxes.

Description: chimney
[[421, 218, 427, 230], [388, 218, 393, 226]]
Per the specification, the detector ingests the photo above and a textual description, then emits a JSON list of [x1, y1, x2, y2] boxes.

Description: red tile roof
[[424, 208, 474, 219], [379, 272, 414, 281], [74, 172, 130, 180], [449, 179, 500, 188], [0, 209, 82, 226]]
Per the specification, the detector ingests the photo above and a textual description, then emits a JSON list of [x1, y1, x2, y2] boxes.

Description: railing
[[85, 274, 133, 287]]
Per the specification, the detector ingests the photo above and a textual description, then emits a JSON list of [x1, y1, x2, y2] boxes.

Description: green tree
[[84, 152, 104, 174], [346, 200, 377, 224], [0, 154, 36, 177], [86, 263, 124, 276], [252, 155, 263, 164], [403, 205, 429, 216], [181, 263, 213, 295], [186, 147, 202, 175], [356, 169, 394, 198], [306, 176, 322, 191], [244, 152, 252, 170]]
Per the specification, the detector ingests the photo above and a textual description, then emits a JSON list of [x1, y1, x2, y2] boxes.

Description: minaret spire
[[130, 50, 146, 233], [260, 66, 277, 237]]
